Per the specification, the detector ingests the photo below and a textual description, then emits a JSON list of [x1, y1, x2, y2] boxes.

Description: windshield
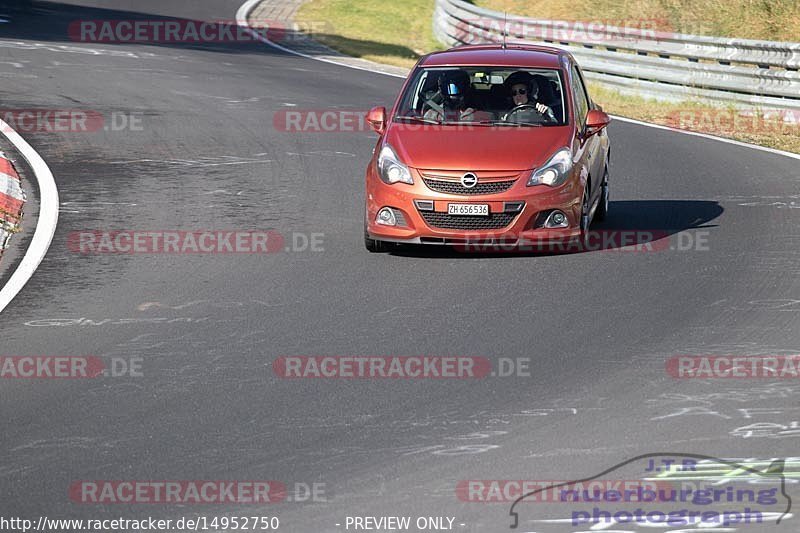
[[394, 67, 568, 127]]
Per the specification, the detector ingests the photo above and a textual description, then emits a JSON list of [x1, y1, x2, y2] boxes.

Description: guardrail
[[433, 0, 800, 110]]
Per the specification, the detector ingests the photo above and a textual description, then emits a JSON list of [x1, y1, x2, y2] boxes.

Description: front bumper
[[366, 167, 583, 245]]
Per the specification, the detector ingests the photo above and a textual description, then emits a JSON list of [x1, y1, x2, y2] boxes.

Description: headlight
[[527, 148, 573, 187], [377, 145, 413, 185]]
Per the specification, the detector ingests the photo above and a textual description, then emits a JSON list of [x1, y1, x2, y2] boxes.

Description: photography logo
[[507, 453, 791, 529]]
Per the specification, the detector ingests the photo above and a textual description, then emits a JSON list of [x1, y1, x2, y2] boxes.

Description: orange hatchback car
[[364, 43, 612, 252]]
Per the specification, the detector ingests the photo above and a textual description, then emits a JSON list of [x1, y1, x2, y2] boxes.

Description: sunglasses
[[511, 88, 527, 96]]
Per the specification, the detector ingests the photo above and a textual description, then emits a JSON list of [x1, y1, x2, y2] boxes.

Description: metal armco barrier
[[433, 0, 800, 110]]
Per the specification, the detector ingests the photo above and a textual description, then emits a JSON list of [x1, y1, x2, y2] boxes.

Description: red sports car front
[[364, 44, 611, 252]]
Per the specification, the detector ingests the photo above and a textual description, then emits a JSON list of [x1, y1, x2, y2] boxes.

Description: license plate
[[447, 203, 489, 216]]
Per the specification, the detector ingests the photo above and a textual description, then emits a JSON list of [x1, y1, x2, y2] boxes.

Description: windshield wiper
[[439, 120, 492, 126], [482, 121, 544, 127], [394, 115, 440, 125]]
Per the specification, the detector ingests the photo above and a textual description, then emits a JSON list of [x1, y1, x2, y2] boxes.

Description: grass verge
[[477, 0, 800, 42], [295, 0, 445, 68]]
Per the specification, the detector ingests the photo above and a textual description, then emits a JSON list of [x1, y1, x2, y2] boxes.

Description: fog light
[[376, 207, 397, 226], [545, 210, 569, 228]]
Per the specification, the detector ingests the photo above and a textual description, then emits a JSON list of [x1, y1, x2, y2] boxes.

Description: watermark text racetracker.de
[[67, 231, 324, 254], [667, 355, 800, 378], [457, 480, 668, 503], [274, 109, 498, 133], [667, 109, 800, 136], [454, 230, 710, 254], [273, 356, 535, 378], [274, 109, 369, 133], [69, 480, 326, 504], [453, 17, 670, 44], [69, 19, 332, 43], [0, 109, 143, 133], [453, 17, 734, 45], [0, 356, 142, 378]]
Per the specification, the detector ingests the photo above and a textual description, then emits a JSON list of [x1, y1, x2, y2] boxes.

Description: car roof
[[419, 43, 569, 69]]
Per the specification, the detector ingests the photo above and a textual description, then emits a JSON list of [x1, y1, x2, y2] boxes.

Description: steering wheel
[[505, 104, 557, 124]]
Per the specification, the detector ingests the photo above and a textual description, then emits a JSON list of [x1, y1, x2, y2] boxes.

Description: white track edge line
[[0, 119, 59, 313], [610, 115, 800, 161], [235, 0, 407, 78], [237, 0, 800, 162]]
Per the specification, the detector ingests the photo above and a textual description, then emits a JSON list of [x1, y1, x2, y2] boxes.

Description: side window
[[577, 67, 593, 109], [570, 65, 589, 130]]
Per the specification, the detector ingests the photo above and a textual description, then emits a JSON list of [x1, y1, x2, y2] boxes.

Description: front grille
[[422, 177, 516, 195], [419, 211, 516, 230]]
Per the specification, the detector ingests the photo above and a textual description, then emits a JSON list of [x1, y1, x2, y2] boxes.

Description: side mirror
[[586, 109, 611, 136], [366, 106, 387, 135]]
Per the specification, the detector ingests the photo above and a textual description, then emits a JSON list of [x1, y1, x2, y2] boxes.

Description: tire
[[578, 182, 591, 249], [595, 165, 610, 222]]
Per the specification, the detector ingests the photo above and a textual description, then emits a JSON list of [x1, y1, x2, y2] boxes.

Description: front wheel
[[578, 182, 591, 249], [595, 165, 610, 222]]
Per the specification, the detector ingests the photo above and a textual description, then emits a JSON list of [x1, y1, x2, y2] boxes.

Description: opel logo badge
[[460, 172, 478, 189]]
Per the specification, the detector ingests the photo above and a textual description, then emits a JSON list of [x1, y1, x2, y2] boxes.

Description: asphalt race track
[[0, 1, 799, 532]]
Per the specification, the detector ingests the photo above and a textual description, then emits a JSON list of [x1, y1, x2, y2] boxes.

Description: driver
[[502, 71, 555, 123], [423, 70, 477, 122]]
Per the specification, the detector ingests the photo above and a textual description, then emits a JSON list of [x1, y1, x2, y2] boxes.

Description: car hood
[[385, 123, 572, 171]]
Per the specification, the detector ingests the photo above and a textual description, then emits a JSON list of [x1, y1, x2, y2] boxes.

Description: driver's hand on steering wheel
[[461, 107, 476, 118], [535, 103, 551, 115]]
